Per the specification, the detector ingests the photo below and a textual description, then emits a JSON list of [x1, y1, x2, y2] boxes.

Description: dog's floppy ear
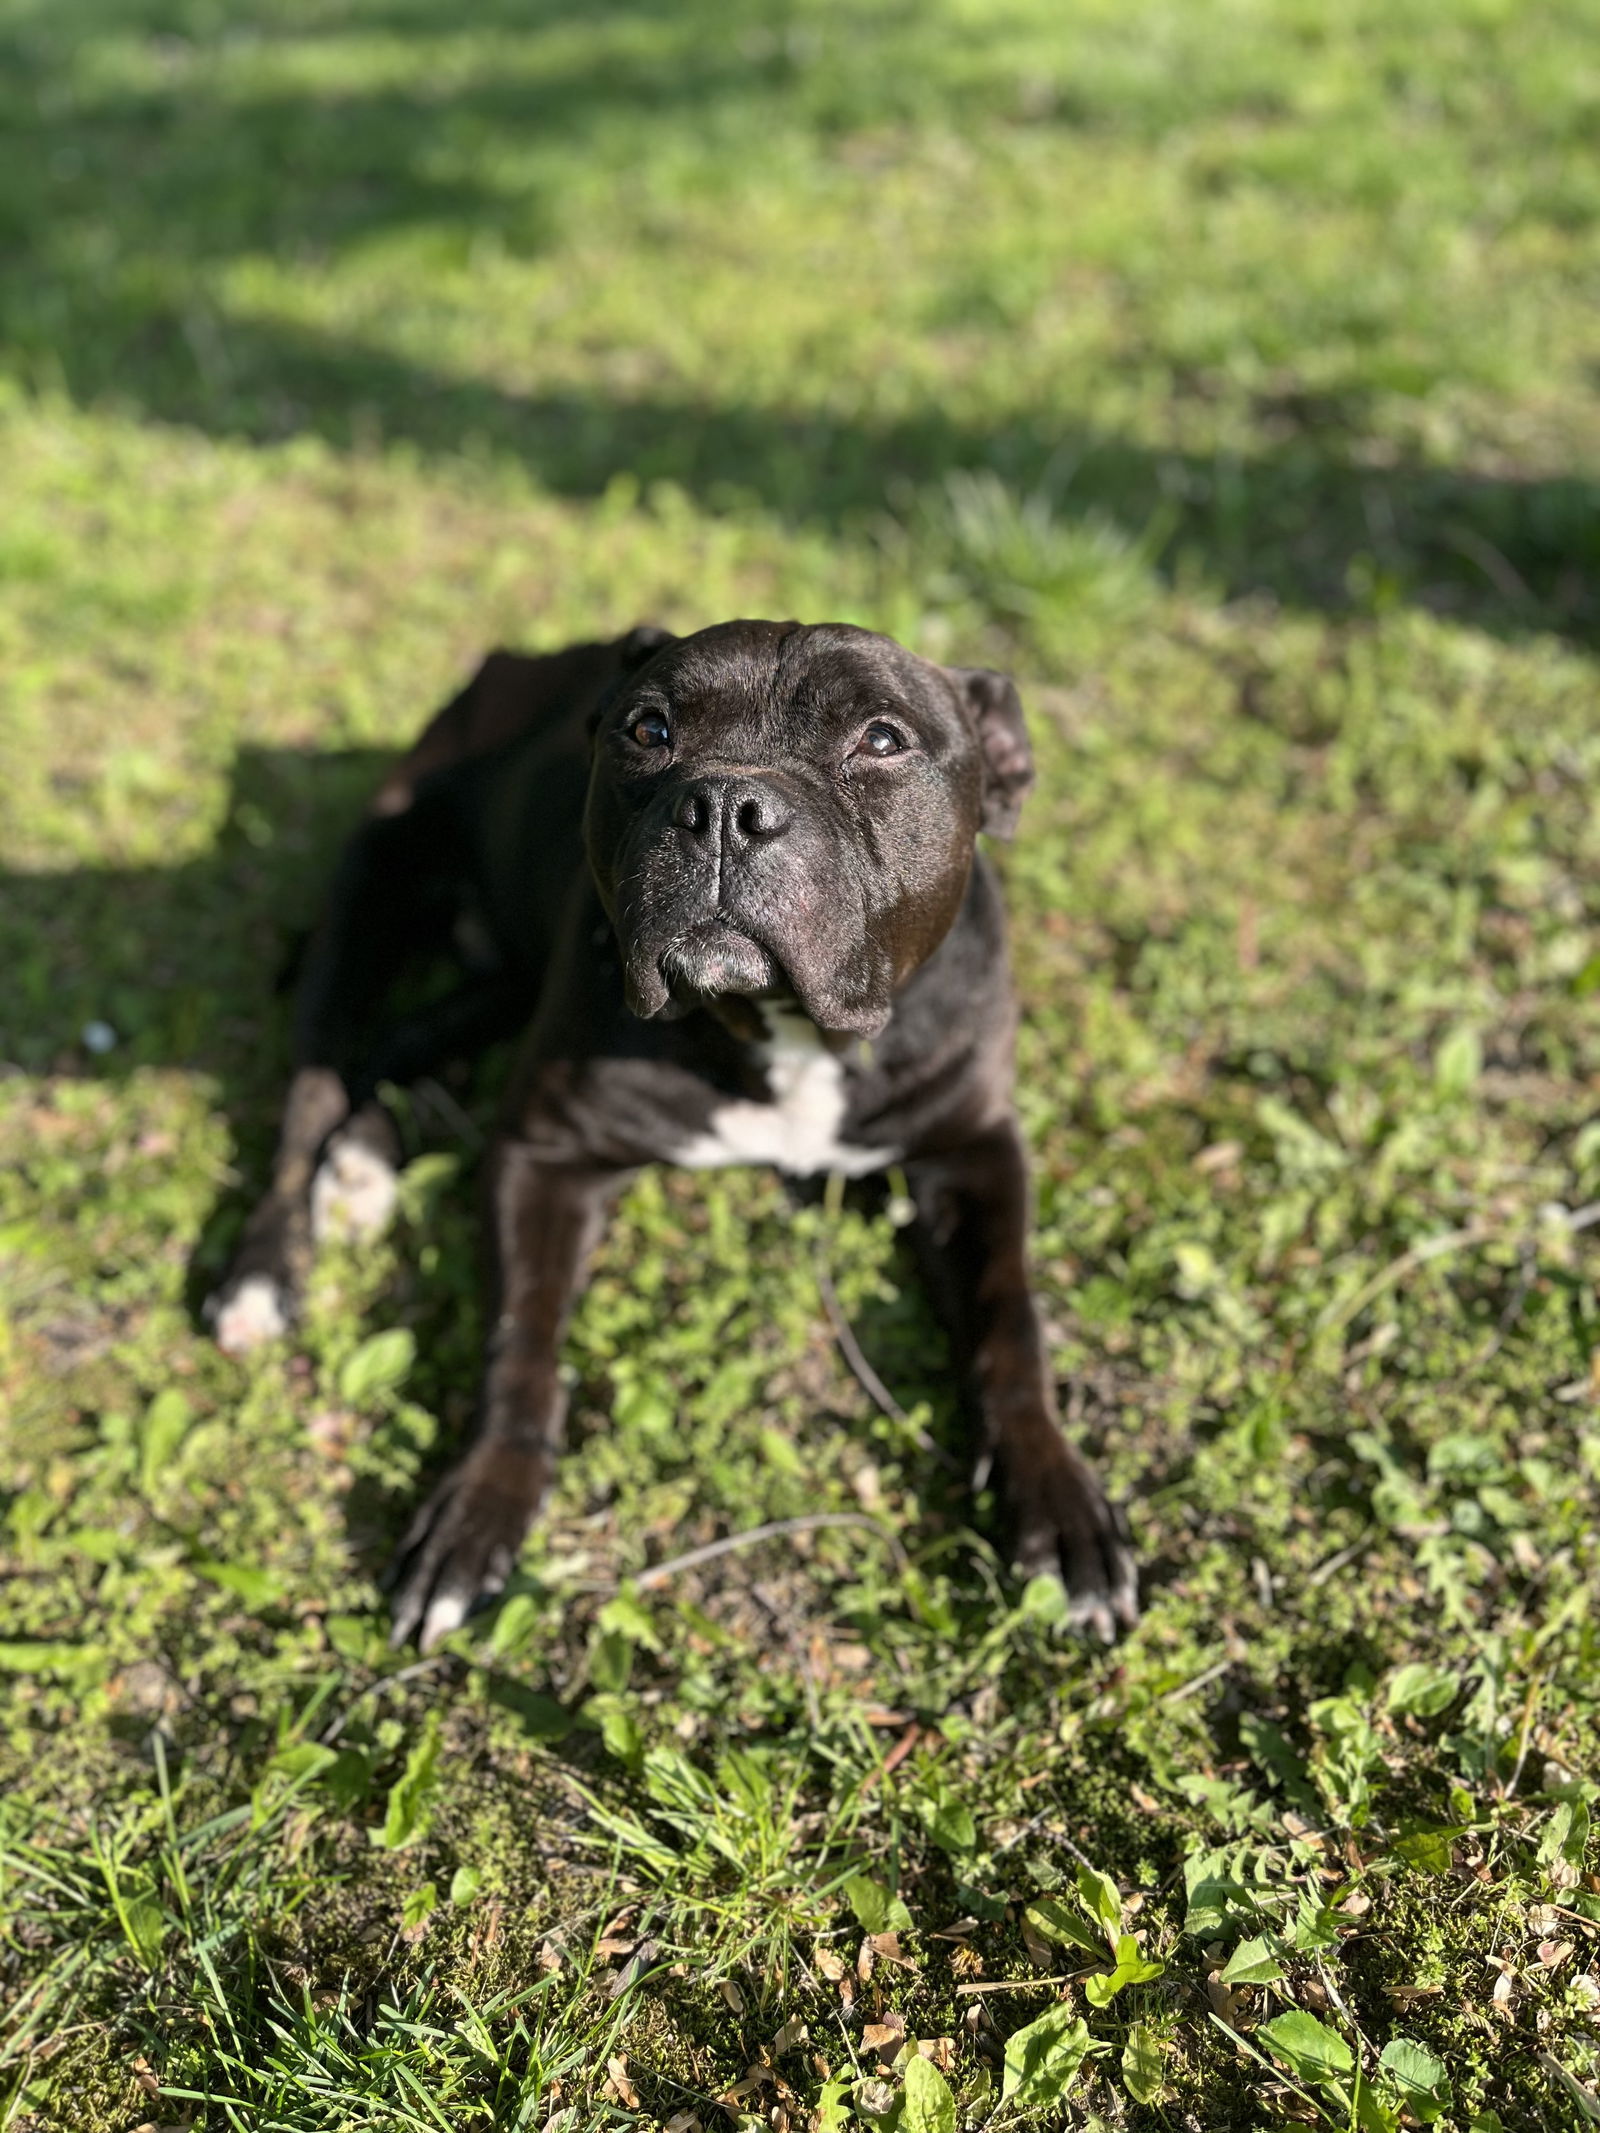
[[945, 665, 1034, 838], [588, 624, 679, 738], [617, 622, 677, 671]]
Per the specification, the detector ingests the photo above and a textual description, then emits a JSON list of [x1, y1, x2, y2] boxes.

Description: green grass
[[3, 0, 1600, 2124]]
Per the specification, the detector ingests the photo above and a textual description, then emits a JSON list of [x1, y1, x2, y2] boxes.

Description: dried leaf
[[719, 1978, 747, 2015], [864, 2014, 906, 2062], [1206, 1974, 1242, 2023], [606, 2055, 640, 2110], [772, 2016, 809, 2052]]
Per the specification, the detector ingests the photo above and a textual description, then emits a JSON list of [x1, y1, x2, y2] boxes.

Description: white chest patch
[[672, 1008, 895, 1177]]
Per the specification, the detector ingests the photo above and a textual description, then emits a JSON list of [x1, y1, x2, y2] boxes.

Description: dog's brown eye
[[857, 722, 906, 758], [630, 711, 670, 749]]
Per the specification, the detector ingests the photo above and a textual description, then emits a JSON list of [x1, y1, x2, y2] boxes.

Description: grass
[[2, 0, 1600, 2123]]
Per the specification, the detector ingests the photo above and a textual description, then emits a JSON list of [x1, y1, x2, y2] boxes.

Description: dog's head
[[583, 620, 1033, 1039]]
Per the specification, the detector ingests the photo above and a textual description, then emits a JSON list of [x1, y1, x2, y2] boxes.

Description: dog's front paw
[[384, 1442, 547, 1652], [208, 1270, 296, 1354], [311, 1120, 400, 1245], [1004, 1430, 1138, 1645]]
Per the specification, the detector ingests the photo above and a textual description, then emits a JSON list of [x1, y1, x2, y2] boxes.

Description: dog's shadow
[[2, 745, 394, 1299]]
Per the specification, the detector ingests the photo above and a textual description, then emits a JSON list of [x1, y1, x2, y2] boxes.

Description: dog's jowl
[[209, 621, 1138, 1647]]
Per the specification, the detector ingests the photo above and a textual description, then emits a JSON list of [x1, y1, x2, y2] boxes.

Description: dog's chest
[[671, 1009, 893, 1177]]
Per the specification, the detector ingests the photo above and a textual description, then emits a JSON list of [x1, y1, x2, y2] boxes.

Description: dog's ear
[[945, 666, 1034, 838], [617, 622, 677, 671], [588, 625, 679, 739]]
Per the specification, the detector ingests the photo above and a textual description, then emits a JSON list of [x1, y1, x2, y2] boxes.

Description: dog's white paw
[[210, 1273, 291, 1354], [311, 1133, 399, 1245]]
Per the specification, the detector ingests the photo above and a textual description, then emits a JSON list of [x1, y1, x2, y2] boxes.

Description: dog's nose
[[672, 779, 792, 845]]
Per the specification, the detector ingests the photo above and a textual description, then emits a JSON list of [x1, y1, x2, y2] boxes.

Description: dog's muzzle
[[660, 923, 782, 1007]]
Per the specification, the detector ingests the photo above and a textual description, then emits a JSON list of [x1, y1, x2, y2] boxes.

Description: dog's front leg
[[387, 1139, 627, 1650], [907, 1121, 1138, 1642]]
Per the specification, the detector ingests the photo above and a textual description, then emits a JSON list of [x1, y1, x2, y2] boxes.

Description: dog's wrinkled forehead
[[619, 620, 954, 746]]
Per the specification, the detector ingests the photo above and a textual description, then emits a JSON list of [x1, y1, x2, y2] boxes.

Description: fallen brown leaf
[[606, 2055, 640, 2110], [1206, 1975, 1243, 2023]]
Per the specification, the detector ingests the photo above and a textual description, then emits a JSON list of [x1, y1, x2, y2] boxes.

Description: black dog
[[209, 621, 1137, 1647]]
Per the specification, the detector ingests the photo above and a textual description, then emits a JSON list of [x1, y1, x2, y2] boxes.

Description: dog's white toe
[[211, 1274, 290, 1353], [311, 1134, 399, 1245]]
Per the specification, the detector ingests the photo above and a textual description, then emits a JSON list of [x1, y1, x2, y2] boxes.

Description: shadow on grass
[[2, 0, 1598, 644], [0, 747, 393, 1275]]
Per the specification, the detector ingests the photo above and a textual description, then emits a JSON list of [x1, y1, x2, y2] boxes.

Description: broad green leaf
[[450, 1864, 482, 1906], [269, 1741, 337, 1784], [588, 1625, 633, 1693], [486, 1678, 571, 1740], [488, 1591, 541, 1658], [338, 1327, 416, 1406], [1379, 2037, 1452, 2122], [1434, 1023, 1481, 1097], [326, 1613, 383, 1664], [596, 1698, 643, 1770], [1259, 2010, 1353, 2084], [1001, 2006, 1096, 2106], [1538, 1797, 1591, 1881], [401, 1881, 437, 1929], [1239, 1713, 1316, 1804], [613, 1377, 676, 1441], [845, 1874, 913, 1935], [1386, 1663, 1457, 1718], [1075, 1861, 1122, 1941], [598, 1586, 663, 1653], [955, 1880, 1008, 1924], [901, 2052, 956, 2133], [194, 1559, 282, 1610], [1084, 1932, 1165, 2006], [815, 2078, 852, 2132], [1221, 1935, 1285, 1985], [1183, 1868, 1254, 1938], [139, 1388, 191, 1497], [1023, 1896, 1101, 1955], [1352, 2067, 1399, 2133], [0, 1641, 105, 1681], [759, 1423, 805, 1475], [1290, 1890, 1342, 1952], [924, 1787, 976, 1854], [1391, 1822, 1457, 1874], [1019, 1572, 1070, 1626], [371, 1711, 442, 1850], [394, 1151, 458, 1222], [1122, 2022, 1165, 2105], [120, 1886, 167, 1969]]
